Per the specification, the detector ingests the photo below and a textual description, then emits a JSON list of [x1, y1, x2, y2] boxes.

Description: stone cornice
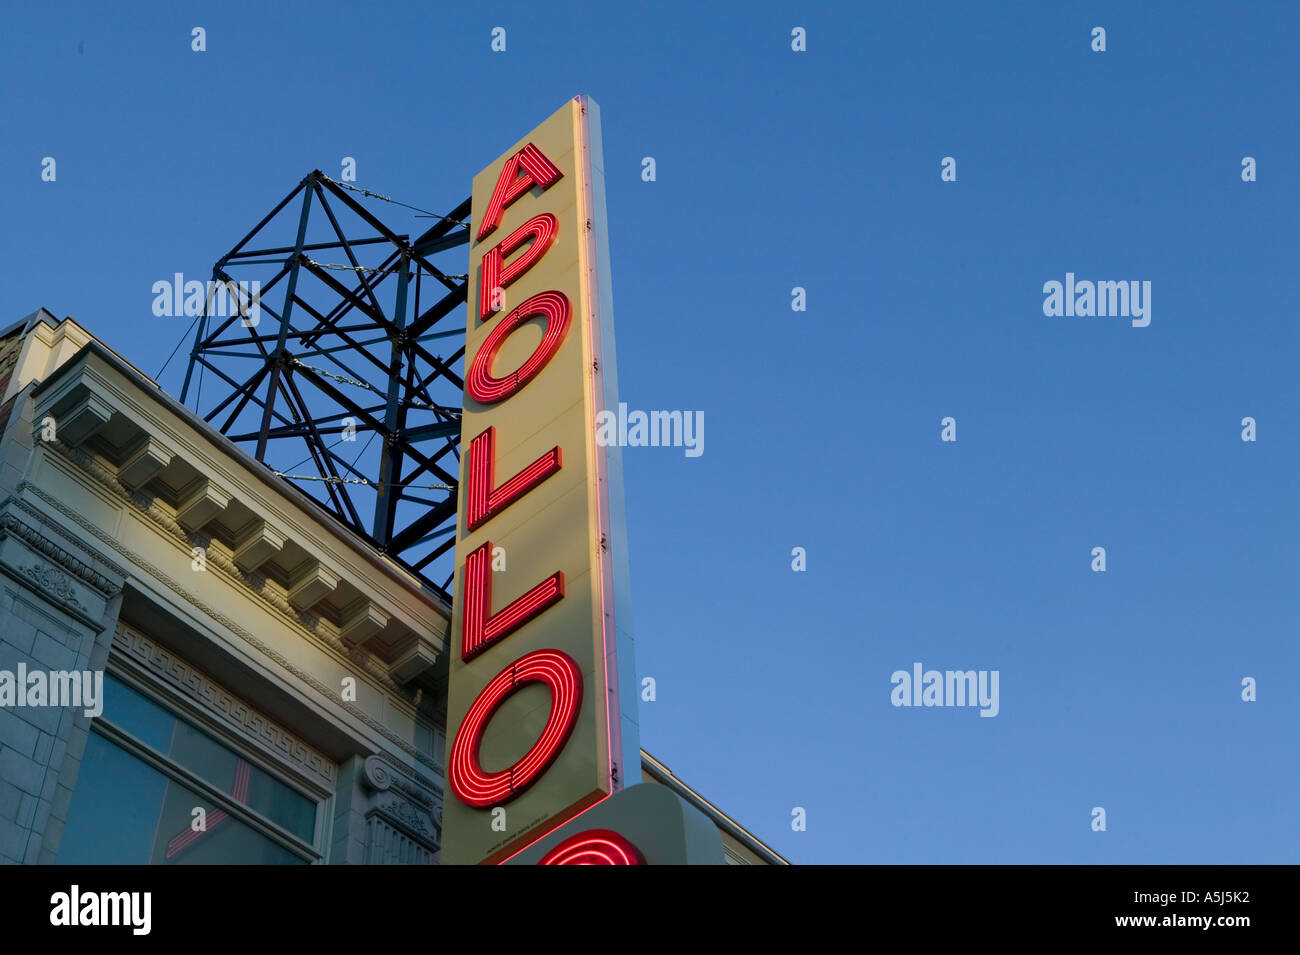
[[21, 475, 445, 777], [30, 342, 451, 634], [33, 443, 409, 697]]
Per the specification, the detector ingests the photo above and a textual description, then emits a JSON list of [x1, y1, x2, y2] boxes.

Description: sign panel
[[503, 783, 726, 866], [442, 96, 639, 865]]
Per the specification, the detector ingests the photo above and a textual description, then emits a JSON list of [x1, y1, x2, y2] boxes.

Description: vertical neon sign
[[442, 97, 639, 865]]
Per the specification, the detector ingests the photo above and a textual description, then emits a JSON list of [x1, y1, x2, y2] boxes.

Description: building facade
[[0, 310, 785, 865]]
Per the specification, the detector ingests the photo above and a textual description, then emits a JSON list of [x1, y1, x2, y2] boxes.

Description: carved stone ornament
[[363, 754, 394, 792], [21, 563, 85, 612]]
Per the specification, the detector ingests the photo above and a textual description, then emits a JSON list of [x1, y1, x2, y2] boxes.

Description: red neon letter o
[[466, 291, 570, 404], [449, 649, 583, 807], [538, 829, 645, 865]]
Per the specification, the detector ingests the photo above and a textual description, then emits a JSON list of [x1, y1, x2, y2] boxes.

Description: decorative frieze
[[114, 621, 337, 790], [0, 507, 122, 597], [20, 563, 86, 613]]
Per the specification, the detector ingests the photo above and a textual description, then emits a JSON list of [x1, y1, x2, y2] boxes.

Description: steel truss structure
[[180, 170, 471, 601]]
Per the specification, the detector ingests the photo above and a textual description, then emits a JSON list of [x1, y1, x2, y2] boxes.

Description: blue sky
[[2, 1, 1297, 863]]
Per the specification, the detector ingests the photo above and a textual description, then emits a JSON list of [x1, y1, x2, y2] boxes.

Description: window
[[59, 673, 322, 865]]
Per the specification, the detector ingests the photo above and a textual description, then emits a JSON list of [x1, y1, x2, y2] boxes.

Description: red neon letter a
[[467, 427, 561, 531], [476, 143, 563, 242], [462, 542, 564, 661]]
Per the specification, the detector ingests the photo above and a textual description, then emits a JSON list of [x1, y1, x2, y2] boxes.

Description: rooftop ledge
[[27, 335, 451, 688]]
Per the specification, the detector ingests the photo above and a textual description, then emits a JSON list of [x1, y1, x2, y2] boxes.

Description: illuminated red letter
[[462, 541, 563, 660], [538, 830, 645, 865], [476, 143, 563, 242], [449, 649, 583, 807], [466, 291, 570, 405], [467, 427, 561, 531], [480, 213, 558, 321]]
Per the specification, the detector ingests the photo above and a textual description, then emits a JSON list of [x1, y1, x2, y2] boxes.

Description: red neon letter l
[[467, 427, 561, 531], [462, 542, 564, 661]]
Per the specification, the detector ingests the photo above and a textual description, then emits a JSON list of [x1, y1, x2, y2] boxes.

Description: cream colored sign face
[[442, 97, 627, 865]]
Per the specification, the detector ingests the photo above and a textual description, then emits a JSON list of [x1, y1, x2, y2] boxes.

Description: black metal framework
[[180, 170, 471, 601]]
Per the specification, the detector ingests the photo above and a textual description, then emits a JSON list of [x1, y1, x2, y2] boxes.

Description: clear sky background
[[2, 1, 1297, 864]]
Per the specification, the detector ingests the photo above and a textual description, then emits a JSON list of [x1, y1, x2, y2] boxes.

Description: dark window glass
[[59, 733, 307, 865], [97, 674, 317, 843]]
